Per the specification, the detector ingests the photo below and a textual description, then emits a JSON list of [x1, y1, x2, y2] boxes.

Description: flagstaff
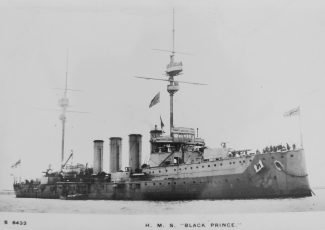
[[298, 108, 303, 148], [284, 106, 303, 148]]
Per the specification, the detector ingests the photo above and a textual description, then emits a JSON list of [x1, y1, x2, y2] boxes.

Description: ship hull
[[14, 149, 312, 200], [13, 183, 59, 199]]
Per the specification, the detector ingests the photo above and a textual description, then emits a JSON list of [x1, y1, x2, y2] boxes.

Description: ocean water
[[1, 188, 325, 215]]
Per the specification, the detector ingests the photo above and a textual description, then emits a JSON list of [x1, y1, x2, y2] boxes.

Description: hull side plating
[[14, 149, 311, 200]]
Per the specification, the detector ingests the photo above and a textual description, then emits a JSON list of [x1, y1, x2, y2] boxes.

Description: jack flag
[[11, 159, 21, 168]]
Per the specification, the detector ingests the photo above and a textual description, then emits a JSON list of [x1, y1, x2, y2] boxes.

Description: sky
[[1, 0, 325, 190]]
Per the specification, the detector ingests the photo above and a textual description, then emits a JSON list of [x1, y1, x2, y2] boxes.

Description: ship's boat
[[60, 193, 88, 200]]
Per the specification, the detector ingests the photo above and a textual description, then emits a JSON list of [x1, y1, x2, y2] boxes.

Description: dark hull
[[14, 149, 312, 200], [14, 183, 59, 199]]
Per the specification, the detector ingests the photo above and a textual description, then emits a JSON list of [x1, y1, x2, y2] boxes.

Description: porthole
[[214, 164, 216, 167], [159, 183, 162, 185], [153, 183, 156, 185], [274, 176, 277, 180], [174, 169, 176, 171], [174, 182, 176, 185], [159, 170, 161, 173], [243, 160, 245, 163], [191, 167, 193, 169], [183, 181, 186, 184], [193, 181, 196, 183], [225, 179, 228, 182], [220, 163, 223, 166], [229, 162, 232, 165], [196, 166, 199, 169], [202, 166, 204, 168], [290, 154, 293, 157], [281, 156, 284, 158], [168, 182, 170, 185]]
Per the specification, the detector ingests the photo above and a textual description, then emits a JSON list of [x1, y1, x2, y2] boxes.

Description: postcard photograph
[[1, 0, 325, 229]]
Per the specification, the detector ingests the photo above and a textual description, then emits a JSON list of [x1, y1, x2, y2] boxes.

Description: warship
[[13, 12, 312, 200]]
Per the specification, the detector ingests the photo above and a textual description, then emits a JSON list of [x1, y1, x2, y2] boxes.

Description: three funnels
[[93, 135, 142, 173]]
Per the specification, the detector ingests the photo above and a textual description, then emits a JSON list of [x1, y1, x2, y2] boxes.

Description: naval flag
[[283, 106, 300, 117], [160, 115, 165, 131], [149, 92, 160, 108], [11, 159, 21, 168]]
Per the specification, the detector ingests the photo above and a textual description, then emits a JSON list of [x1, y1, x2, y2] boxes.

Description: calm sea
[[1, 188, 325, 214]]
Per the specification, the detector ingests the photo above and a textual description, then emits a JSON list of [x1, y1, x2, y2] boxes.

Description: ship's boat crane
[[62, 151, 74, 169]]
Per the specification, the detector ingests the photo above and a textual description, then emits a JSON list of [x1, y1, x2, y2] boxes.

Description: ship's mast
[[59, 54, 69, 170], [166, 9, 182, 135], [134, 10, 206, 136], [35, 52, 85, 170], [172, 9, 175, 56]]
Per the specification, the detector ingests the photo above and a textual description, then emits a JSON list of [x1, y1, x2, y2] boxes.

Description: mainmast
[[35, 51, 85, 171], [59, 54, 69, 169]]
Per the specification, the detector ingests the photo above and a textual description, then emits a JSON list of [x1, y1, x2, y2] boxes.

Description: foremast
[[166, 9, 182, 135]]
